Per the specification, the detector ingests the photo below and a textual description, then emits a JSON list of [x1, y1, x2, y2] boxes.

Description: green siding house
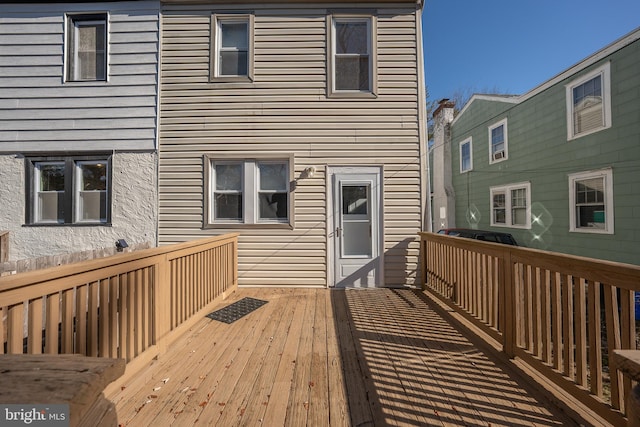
[[431, 27, 640, 266]]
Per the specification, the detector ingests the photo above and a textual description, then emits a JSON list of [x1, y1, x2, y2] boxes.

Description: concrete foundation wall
[[0, 152, 158, 261]]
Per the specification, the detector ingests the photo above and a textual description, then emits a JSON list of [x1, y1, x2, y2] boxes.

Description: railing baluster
[[88, 281, 99, 357], [604, 284, 623, 411], [75, 285, 88, 356], [44, 293, 59, 354], [575, 278, 587, 387], [562, 275, 575, 379], [7, 303, 23, 354], [62, 289, 74, 353], [552, 272, 562, 371], [109, 276, 119, 358], [28, 298, 43, 354], [541, 269, 551, 363], [588, 280, 602, 397]]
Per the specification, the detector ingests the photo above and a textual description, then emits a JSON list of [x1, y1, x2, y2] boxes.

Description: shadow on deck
[[109, 288, 579, 426]]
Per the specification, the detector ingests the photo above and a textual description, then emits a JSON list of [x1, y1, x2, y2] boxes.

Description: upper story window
[[490, 182, 531, 229], [488, 119, 508, 164], [328, 14, 377, 97], [566, 62, 611, 140], [26, 156, 111, 225], [460, 137, 473, 173], [206, 157, 292, 227], [66, 13, 107, 82], [568, 168, 613, 234], [211, 14, 254, 82]]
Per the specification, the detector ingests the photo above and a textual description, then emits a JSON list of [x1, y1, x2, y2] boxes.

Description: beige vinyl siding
[[0, 1, 159, 152], [159, 3, 422, 287]]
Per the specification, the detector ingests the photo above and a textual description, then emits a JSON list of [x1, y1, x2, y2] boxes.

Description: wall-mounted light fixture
[[115, 239, 128, 252], [303, 166, 316, 178]]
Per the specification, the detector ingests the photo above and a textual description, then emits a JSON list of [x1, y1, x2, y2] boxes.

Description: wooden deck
[[108, 288, 578, 426]]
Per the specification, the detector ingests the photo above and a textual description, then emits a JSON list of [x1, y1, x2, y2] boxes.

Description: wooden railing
[[0, 231, 8, 263], [0, 234, 238, 385], [419, 232, 639, 427]]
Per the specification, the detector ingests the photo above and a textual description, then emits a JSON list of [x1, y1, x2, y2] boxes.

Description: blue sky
[[423, 0, 640, 103]]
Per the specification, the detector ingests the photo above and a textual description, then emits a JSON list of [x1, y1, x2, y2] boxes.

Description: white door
[[331, 169, 382, 288]]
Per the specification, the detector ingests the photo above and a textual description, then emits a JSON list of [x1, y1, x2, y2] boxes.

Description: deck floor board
[[110, 288, 578, 426]]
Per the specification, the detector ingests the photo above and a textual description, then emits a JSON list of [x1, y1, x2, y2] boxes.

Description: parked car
[[437, 228, 518, 246]]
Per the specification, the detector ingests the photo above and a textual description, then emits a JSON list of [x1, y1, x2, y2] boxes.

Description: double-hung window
[[460, 138, 472, 173], [568, 169, 613, 234], [67, 13, 107, 82], [490, 182, 531, 228], [207, 157, 291, 226], [328, 14, 377, 96], [488, 119, 508, 163], [211, 14, 254, 81], [27, 156, 111, 225], [566, 63, 611, 140]]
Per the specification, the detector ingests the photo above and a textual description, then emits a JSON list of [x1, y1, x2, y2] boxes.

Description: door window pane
[[342, 185, 369, 215], [341, 184, 371, 256]]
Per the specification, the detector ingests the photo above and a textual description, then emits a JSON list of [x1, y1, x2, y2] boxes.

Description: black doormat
[[206, 297, 268, 324]]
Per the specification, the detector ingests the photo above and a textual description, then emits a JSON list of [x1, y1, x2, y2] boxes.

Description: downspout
[[415, 2, 430, 232], [154, 4, 162, 249]]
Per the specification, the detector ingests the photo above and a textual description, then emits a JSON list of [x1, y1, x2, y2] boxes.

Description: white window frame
[[327, 14, 377, 98], [490, 182, 531, 229], [206, 156, 293, 228], [65, 13, 108, 82], [459, 137, 473, 173], [568, 168, 614, 234], [210, 13, 254, 82], [488, 119, 508, 164], [566, 62, 611, 140]]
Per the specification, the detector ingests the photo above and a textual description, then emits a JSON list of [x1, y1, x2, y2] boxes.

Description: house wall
[[0, 152, 157, 261], [0, 1, 160, 261], [0, 1, 159, 152], [450, 38, 640, 265], [158, 3, 424, 286]]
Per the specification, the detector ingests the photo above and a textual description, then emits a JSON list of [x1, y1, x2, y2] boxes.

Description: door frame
[[326, 165, 384, 288]]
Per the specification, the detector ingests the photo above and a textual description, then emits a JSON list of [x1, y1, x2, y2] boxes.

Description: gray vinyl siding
[[0, 1, 159, 152], [450, 36, 640, 266], [159, 3, 423, 287]]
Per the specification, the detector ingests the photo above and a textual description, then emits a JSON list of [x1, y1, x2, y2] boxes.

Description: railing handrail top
[[419, 231, 640, 287], [0, 233, 239, 292]]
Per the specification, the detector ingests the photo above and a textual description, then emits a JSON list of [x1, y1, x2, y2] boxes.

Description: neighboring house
[[0, 1, 160, 261], [158, 0, 429, 287], [432, 27, 640, 266]]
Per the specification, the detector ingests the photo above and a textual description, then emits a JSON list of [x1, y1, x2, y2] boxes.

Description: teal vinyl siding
[[449, 36, 640, 265]]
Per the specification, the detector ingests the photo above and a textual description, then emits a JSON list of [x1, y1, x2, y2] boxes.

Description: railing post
[[419, 234, 427, 289], [502, 248, 516, 358]]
